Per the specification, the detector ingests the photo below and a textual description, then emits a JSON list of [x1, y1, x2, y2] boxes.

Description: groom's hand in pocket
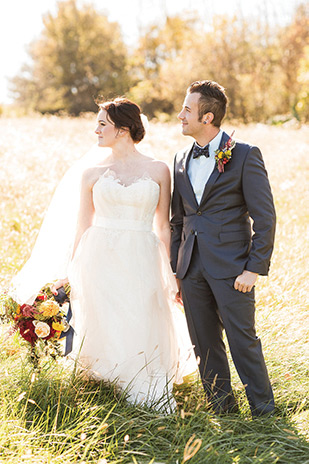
[[234, 270, 258, 293]]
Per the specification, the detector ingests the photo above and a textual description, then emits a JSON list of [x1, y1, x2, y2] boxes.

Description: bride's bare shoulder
[[142, 155, 169, 170], [144, 157, 171, 184], [81, 166, 108, 189]]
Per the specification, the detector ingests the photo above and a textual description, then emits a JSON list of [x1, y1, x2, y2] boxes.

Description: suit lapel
[[199, 131, 230, 207], [183, 143, 199, 208]]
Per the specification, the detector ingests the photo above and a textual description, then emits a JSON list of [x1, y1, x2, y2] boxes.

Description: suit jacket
[[170, 131, 276, 280]]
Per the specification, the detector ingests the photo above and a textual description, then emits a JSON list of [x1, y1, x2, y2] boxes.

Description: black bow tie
[[192, 144, 210, 159]]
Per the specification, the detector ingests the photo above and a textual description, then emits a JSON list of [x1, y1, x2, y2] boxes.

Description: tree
[[129, 12, 281, 122], [277, 3, 309, 120], [10, 0, 130, 115], [128, 15, 199, 117], [129, 5, 309, 123]]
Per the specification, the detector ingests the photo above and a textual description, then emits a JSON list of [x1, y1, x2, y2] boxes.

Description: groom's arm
[[170, 156, 185, 273], [242, 146, 276, 276]]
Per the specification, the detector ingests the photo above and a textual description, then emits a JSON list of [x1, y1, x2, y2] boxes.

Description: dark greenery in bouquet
[[0, 284, 71, 368]]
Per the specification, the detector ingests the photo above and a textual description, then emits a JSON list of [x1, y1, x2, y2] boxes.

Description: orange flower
[[39, 300, 60, 317]]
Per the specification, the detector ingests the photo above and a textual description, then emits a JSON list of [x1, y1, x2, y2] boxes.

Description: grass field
[[0, 116, 308, 463]]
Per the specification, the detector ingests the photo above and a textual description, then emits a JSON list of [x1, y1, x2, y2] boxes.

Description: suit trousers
[[181, 241, 275, 416]]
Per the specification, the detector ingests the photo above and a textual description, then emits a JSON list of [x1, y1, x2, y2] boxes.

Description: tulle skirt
[[68, 225, 197, 407]]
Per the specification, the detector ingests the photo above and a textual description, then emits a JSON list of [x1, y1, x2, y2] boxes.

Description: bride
[[11, 97, 196, 407]]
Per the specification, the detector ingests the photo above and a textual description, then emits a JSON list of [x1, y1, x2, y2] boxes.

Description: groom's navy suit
[[170, 132, 276, 415]]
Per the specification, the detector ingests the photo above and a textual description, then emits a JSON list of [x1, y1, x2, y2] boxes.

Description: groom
[[170, 80, 276, 417]]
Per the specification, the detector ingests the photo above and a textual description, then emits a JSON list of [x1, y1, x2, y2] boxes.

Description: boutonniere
[[215, 131, 236, 173]]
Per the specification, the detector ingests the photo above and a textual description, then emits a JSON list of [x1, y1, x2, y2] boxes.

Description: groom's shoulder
[[222, 130, 260, 153], [221, 130, 250, 152], [234, 139, 252, 154], [233, 140, 264, 165], [226, 133, 261, 160]]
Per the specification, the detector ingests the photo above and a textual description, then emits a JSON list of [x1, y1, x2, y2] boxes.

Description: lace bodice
[[92, 170, 160, 230]]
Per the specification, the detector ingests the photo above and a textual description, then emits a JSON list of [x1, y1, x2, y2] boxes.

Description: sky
[[0, 0, 303, 104]]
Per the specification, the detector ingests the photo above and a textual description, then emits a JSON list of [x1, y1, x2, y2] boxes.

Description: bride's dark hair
[[98, 97, 145, 143]]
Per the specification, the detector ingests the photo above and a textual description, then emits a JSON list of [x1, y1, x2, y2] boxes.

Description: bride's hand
[[175, 278, 183, 305], [50, 278, 69, 295]]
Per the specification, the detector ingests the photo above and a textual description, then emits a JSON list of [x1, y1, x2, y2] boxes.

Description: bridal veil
[[10, 145, 111, 305]]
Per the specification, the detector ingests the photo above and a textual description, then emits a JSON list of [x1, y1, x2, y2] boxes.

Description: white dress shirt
[[188, 129, 223, 204]]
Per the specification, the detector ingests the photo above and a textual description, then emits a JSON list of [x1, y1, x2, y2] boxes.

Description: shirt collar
[[194, 129, 223, 156]]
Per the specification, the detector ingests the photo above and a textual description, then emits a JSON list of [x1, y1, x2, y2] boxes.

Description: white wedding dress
[[68, 169, 196, 408]]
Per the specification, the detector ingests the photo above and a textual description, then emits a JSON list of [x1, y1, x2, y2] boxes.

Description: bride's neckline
[[95, 168, 160, 189]]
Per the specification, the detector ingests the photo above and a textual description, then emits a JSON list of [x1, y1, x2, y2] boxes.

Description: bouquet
[[0, 284, 72, 367]]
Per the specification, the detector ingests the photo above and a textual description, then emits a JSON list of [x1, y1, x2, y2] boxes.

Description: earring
[[203, 121, 207, 124]]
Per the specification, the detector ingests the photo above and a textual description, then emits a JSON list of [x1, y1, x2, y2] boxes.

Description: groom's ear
[[202, 112, 214, 125]]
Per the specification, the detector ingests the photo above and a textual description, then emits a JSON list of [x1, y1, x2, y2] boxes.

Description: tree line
[[10, 0, 309, 122]]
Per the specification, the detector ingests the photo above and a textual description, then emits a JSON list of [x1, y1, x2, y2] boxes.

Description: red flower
[[18, 320, 38, 345], [20, 304, 38, 318]]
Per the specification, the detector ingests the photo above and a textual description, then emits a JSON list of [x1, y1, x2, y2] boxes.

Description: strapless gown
[[68, 170, 196, 407]]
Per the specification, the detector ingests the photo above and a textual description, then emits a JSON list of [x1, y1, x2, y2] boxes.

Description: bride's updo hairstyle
[[99, 97, 145, 143]]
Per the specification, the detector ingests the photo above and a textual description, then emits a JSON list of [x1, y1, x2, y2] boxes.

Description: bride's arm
[[154, 162, 172, 258], [71, 168, 96, 259]]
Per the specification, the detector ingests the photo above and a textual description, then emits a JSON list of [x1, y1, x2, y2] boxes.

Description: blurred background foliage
[[8, 0, 309, 122]]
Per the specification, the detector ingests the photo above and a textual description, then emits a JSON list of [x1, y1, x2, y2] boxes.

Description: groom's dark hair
[[188, 80, 228, 127]]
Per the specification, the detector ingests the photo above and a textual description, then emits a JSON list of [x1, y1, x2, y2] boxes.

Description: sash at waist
[[94, 216, 152, 232]]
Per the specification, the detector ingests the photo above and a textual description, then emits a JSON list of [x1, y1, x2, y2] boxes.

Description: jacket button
[[197, 211, 202, 216], [191, 229, 195, 235]]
